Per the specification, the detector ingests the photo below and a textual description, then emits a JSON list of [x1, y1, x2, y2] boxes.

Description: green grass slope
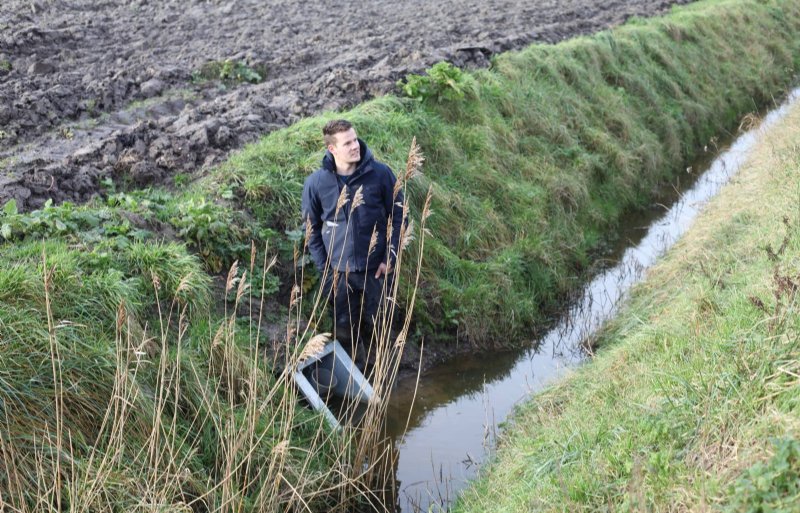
[[0, 238, 323, 509], [216, 0, 800, 345]]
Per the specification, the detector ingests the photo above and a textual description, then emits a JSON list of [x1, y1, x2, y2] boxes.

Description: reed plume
[[299, 332, 331, 362]]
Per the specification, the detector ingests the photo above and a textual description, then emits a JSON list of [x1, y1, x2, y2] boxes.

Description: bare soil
[[0, 0, 691, 211]]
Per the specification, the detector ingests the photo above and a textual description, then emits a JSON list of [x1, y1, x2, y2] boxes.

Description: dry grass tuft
[[368, 227, 379, 256], [739, 112, 763, 132], [351, 185, 365, 211], [299, 332, 330, 362], [395, 137, 424, 200], [304, 216, 314, 249], [335, 184, 349, 215], [225, 260, 239, 295], [401, 219, 415, 251]]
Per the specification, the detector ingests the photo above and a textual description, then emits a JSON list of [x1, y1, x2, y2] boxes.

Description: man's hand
[[374, 262, 391, 279]]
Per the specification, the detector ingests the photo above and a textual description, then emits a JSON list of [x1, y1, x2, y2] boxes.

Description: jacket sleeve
[[301, 174, 328, 272], [384, 166, 405, 269]]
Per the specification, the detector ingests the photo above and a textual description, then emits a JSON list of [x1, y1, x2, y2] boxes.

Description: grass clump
[[452, 85, 800, 512], [216, 0, 800, 346]]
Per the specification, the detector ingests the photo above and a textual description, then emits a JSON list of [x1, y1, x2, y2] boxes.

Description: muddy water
[[382, 88, 800, 513]]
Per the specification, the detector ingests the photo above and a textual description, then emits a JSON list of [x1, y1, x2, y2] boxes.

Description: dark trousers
[[324, 269, 386, 369]]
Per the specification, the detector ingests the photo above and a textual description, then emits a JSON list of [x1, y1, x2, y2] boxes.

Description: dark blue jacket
[[301, 140, 404, 273]]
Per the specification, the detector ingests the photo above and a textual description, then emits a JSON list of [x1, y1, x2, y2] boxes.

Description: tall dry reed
[[0, 139, 430, 513]]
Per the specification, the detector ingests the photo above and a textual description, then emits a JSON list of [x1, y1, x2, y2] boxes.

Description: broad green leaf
[[3, 199, 17, 215]]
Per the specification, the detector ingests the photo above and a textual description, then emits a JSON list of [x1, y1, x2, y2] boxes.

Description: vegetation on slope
[[454, 89, 800, 513], [215, 0, 800, 345], [0, 147, 430, 511], [3, 0, 798, 348]]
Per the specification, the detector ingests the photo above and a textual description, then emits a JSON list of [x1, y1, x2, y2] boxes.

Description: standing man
[[301, 119, 404, 369]]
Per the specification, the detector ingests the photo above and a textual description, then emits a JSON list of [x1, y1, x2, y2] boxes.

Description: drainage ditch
[[380, 88, 800, 513]]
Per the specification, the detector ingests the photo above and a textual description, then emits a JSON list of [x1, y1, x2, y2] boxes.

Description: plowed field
[[0, 0, 689, 210]]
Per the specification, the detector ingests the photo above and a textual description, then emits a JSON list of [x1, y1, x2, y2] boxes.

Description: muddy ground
[[0, 0, 691, 211]]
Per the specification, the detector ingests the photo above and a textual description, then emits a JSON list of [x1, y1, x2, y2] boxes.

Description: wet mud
[[1, 0, 689, 211]]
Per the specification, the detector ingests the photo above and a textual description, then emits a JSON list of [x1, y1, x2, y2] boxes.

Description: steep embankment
[[454, 89, 800, 512], [220, 0, 800, 349]]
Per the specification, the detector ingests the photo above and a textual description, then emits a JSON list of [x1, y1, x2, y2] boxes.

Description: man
[[301, 119, 404, 369]]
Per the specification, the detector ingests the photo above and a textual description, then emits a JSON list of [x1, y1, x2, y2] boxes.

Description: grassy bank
[[216, 0, 800, 345], [0, 238, 339, 510], [454, 92, 800, 512], [2, 0, 798, 349]]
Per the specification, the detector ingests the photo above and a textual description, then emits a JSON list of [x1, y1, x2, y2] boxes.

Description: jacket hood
[[321, 138, 374, 175]]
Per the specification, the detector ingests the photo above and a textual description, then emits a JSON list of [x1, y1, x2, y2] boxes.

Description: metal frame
[[293, 340, 375, 429]]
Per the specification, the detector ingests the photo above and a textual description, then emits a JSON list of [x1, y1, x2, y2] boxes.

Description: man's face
[[328, 128, 360, 166]]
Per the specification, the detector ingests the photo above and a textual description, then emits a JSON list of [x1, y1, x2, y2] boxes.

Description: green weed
[[59, 126, 74, 140], [166, 196, 250, 272], [399, 61, 474, 103], [192, 59, 265, 85], [729, 438, 800, 512], [173, 172, 190, 188], [0, 198, 151, 247]]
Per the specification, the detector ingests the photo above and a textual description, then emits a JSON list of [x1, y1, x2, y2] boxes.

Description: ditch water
[[382, 88, 800, 513]]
